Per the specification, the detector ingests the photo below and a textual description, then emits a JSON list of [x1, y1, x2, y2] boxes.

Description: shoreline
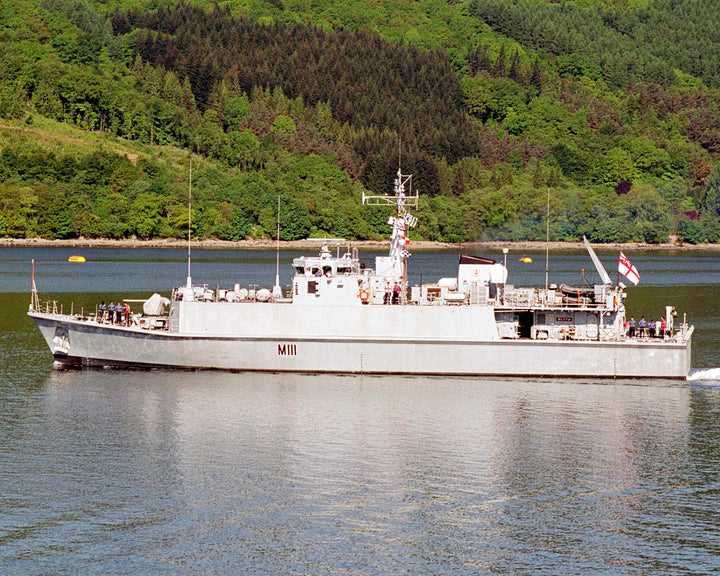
[[2, 236, 719, 252]]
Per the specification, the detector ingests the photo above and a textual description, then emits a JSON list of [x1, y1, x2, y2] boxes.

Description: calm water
[[2, 246, 720, 575]]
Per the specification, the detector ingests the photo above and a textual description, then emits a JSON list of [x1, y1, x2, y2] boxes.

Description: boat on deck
[[28, 169, 693, 379]]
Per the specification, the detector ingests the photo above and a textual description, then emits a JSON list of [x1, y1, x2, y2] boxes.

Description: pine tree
[[530, 56, 542, 90], [509, 49, 521, 83], [467, 45, 478, 75], [495, 44, 506, 77], [452, 164, 466, 196], [477, 44, 491, 73], [532, 158, 544, 188]]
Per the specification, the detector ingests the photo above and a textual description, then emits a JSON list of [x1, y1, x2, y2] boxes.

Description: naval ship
[[29, 169, 693, 379]]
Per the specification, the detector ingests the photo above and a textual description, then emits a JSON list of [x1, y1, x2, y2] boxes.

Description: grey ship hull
[[30, 311, 692, 380]]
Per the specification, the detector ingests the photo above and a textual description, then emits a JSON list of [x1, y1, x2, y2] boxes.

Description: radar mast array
[[361, 170, 419, 209]]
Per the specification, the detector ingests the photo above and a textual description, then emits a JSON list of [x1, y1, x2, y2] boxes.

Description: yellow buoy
[[68, 255, 86, 262], [519, 256, 532, 263]]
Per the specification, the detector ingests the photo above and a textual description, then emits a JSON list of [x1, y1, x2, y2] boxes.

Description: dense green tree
[[128, 193, 165, 238], [2, 0, 720, 244], [225, 96, 251, 131], [0, 185, 38, 238], [702, 167, 720, 217], [259, 195, 312, 241], [677, 218, 702, 244]]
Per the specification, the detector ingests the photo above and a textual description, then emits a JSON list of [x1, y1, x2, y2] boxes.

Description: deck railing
[[500, 287, 606, 309]]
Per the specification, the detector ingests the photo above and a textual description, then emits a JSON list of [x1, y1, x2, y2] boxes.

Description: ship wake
[[687, 368, 720, 382]]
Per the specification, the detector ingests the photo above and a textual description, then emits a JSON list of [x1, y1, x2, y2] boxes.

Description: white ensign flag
[[618, 252, 640, 285]]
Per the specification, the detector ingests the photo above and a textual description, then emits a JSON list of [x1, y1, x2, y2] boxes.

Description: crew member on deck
[[628, 316, 636, 337], [392, 282, 401, 305]]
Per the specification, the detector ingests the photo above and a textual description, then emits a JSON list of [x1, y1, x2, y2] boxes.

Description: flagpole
[[30, 258, 35, 311], [545, 187, 550, 291], [273, 195, 282, 299]]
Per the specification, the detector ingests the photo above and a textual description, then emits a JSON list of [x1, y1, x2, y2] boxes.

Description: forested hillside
[[3, 0, 720, 244]]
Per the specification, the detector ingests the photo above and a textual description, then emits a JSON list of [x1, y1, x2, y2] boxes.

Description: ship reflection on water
[[10, 368, 715, 574]]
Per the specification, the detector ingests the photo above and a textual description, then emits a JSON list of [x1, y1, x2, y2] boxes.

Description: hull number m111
[[278, 343, 297, 356]]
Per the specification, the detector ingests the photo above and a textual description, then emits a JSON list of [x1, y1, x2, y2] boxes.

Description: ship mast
[[399, 145, 407, 304], [186, 157, 193, 289], [362, 160, 419, 303]]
